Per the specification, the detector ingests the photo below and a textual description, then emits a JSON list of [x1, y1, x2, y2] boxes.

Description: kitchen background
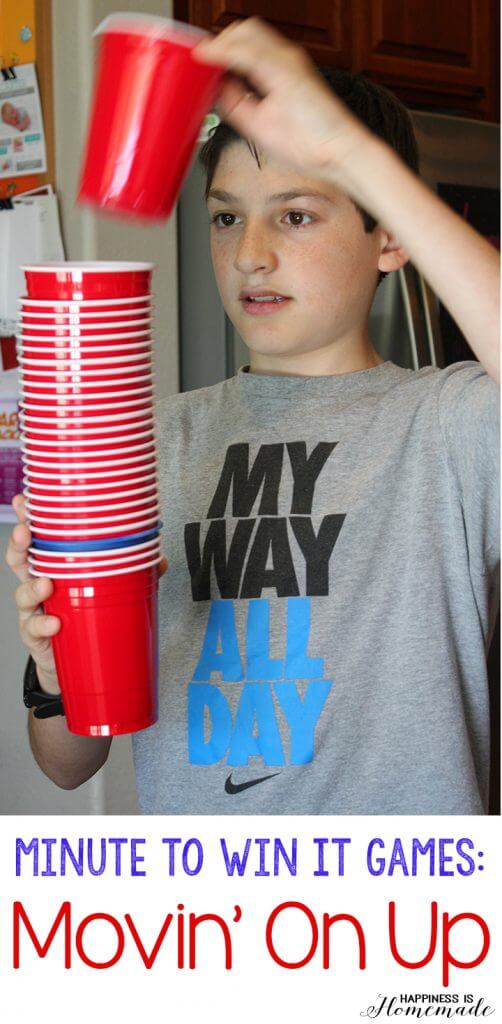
[[0, 0, 499, 813]]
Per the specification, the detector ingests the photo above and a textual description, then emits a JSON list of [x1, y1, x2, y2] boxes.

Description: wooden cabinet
[[176, 0, 499, 121], [354, 0, 498, 121]]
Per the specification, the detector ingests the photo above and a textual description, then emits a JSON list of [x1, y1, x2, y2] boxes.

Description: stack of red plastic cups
[[17, 262, 160, 737]]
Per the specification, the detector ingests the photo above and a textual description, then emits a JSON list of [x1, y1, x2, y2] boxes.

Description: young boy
[[6, 18, 499, 814]]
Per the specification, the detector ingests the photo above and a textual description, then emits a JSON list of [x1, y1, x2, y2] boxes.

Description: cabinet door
[[181, 1, 352, 67], [178, 0, 499, 121], [354, 0, 498, 121]]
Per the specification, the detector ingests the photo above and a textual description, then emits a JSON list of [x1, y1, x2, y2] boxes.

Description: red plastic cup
[[31, 536, 160, 562], [22, 442, 157, 470], [29, 506, 160, 530], [19, 356, 153, 375], [20, 407, 153, 429], [24, 463, 157, 487], [20, 295, 152, 312], [28, 501, 160, 523], [30, 559, 161, 580], [41, 564, 159, 735], [19, 384, 154, 408], [21, 435, 156, 457], [24, 471, 158, 496], [30, 512, 161, 541], [78, 14, 224, 221], [20, 411, 153, 432], [26, 499, 160, 523], [18, 345, 153, 363], [19, 326, 151, 340], [19, 364, 153, 384], [22, 262, 153, 300], [21, 444, 157, 469], [20, 374, 155, 397], [25, 465, 156, 487], [20, 403, 152, 423], [18, 349, 153, 367], [20, 308, 152, 324], [25, 483, 158, 507], [31, 560, 161, 581]]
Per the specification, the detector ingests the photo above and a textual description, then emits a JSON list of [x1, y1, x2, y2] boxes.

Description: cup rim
[[19, 319, 152, 331], [19, 295, 152, 307], [31, 524, 162, 551], [20, 407, 153, 425], [28, 506, 159, 523], [25, 483, 158, 502], [29, 501, 160, 522], [21, 439, 156, 459], [19, 328, 151, 342], [26, 494, 160, 515], [19, 341, 153, 354], [21, 262, 154, 273], [29, 544, 161, 569], [21, 429, 155, 447], [24, 470, 157, 489], [20, 374, 155, 391], [20, 385, 154, 404], [30, 514, 160, 535], [19, 344, 153, 359], [93, 13, 207, 43], [20, 395, 152, 411], [22, 449, 156, 471], [29, 536, 160, 558], [19, 365, 153, 378], [28, 554, 162, 579], [20, 308, 153, 319], [25, 471, 156, 484]]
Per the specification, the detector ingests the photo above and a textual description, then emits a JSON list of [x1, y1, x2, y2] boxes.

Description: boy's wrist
[[27, 658, 61, 696], [321, 129, 397, 215], [36, 669, 62, 696]]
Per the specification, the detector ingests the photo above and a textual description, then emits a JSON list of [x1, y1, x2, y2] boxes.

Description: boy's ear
[[377, 228, 409, 274]]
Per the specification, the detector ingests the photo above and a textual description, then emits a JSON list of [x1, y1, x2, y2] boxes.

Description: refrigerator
[[176, 109, 500, 811]]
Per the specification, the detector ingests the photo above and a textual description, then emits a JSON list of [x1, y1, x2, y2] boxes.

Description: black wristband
[[23, 656, 65, 719]]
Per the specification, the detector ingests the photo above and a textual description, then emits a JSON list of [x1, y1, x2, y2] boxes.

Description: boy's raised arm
[[333, 136, 500, 385]]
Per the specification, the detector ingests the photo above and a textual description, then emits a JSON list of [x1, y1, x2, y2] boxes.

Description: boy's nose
[[233, 227, 278, 275]]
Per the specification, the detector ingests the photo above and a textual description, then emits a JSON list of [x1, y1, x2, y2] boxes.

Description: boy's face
[[206, 141, 387, 366]]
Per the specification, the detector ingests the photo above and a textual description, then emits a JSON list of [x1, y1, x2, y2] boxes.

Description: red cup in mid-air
[[77, 14, 225, 221]]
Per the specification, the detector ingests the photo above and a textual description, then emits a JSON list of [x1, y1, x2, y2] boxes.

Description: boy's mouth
[[239, 290, 292, 316]]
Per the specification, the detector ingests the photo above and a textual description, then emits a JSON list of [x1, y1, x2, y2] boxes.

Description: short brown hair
[[199, 66, 420, 286]]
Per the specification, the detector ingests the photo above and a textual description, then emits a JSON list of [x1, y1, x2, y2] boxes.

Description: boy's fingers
[[12, 493, 28, 522], [5, 522, 32, 582], [21, 612, 60, 646], [15, 575, 53, 614], [158, 556, 168, 578]]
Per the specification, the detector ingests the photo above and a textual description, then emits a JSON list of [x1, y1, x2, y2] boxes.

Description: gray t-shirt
[[132, 359, 500, 814]]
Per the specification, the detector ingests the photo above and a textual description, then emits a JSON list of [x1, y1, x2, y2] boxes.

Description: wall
[[0, 0, 179, 815]]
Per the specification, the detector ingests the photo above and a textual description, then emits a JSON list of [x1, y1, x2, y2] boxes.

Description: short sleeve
[[437, 360, 500, 577]]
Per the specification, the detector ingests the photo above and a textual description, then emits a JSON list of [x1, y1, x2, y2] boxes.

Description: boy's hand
[[192, 17, 370, 186], [5, 494, 61, 693], [5, 495, 168, 695]]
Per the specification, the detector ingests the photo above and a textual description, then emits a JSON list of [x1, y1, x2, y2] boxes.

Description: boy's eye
[[210, 211, 315, 230]]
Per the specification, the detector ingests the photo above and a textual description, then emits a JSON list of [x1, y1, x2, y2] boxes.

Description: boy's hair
[[199, 66, 420, 287]]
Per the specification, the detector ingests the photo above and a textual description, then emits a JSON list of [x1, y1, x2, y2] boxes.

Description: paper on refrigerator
[[0, 186, 65, 330], [0, 63, 47, 179]]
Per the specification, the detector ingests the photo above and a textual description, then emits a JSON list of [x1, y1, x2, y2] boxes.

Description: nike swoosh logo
[[225, 771, 281, 795]]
